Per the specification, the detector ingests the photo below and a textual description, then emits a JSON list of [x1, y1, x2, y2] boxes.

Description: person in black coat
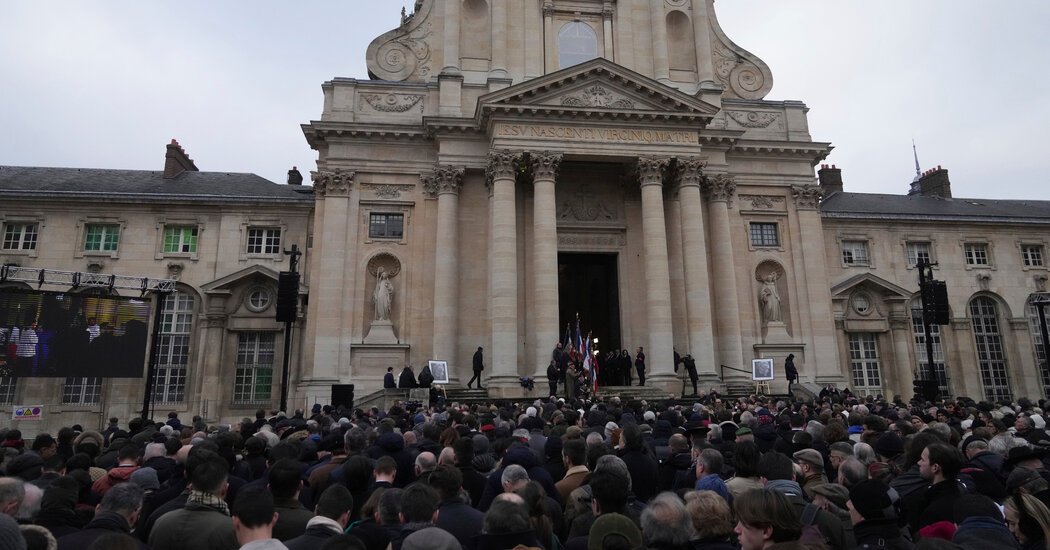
[[468, 347, 484, 389], [57, 483, 149, 550], [398, 366, 418, 389], [383, 367, 397, 389], [785, 353, 799, 390], [904, 442, 964, 535], [430, 464, 485, 549], [617, 424, 660, 503], [285, 485, 354, 550], [634, 347, 646, 386], [682, 354, 699, 396], [546, 360, 559, 397]]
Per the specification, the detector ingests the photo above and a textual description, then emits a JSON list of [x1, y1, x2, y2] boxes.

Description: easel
[[755, 381, 771, 395]]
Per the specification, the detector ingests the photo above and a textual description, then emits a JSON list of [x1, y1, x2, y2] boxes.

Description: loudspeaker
[[921, 280, 950, 325], [331, 384, 355, 409], [276, 271, 300, 323], [913, 379, 939, 402]]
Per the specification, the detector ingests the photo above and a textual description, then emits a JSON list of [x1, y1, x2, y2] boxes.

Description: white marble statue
[[759, 271, 782, 323], [373, 267, 394, 321]]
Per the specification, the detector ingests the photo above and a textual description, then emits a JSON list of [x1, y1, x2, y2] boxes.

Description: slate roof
[[821, 192, 1050, 224], [0, 166, 314, 204]]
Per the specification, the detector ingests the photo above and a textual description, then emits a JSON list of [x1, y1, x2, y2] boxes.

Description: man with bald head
[[414, 452, 437, 485], [658, 434, 692, 492]]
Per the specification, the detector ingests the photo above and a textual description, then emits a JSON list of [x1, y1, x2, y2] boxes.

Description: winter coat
[[619, 446, 660, 503], [148, 500, 239, 550], [435, 498, 485, 548], [905, 479, 962, 535], [57, 511, 149, 550], [366, 431, 416, 487], [852, 518, 913, 550], [273, 496, 314, 541], [91, 464, 139, 497], [953, 516, 1021, 550], [478, 446, 559, 511], [285, 523, 341, 550], [658, 452, 692, 493]]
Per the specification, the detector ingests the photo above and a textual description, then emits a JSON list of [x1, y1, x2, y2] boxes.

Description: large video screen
[[0, 289, 151, 377]]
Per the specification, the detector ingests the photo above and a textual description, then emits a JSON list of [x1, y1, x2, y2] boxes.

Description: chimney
[[163, 139, 199, 179], [908, 165, 951, 198], [287, 166, 304, 186], [817, 164, 843, 196]]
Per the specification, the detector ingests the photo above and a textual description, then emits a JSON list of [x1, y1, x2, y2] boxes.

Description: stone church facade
[[2, 0, 1049, 434]]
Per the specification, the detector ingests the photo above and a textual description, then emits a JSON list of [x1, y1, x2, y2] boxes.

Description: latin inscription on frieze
[[495, 124, 697, 145]]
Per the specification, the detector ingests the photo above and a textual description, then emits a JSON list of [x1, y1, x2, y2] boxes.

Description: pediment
[[201, 265, 307, 294], [477, 58, 720, 124], [831, 273, 913, 300]]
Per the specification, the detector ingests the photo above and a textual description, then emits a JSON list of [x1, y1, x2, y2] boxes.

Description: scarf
[[188, 490, 230, 516]]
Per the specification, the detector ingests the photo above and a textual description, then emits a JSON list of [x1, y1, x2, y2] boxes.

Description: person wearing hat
[[586, 512, 641, 550], [1007, 445, 1050, 472], [735, 426, 755, 443], [792, 449, 828, 494], [847, 479, 911, 550]]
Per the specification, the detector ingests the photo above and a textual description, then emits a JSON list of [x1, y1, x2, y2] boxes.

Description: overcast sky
[[2, 1, 1048, 199]]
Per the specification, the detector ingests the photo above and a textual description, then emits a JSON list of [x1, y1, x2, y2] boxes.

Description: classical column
[[424, 166, 465, 377], [704, 174, 744, 379], [637, 158, 676, 388], [690, 0, 717, 87], [487, 150, 522, 390], [543, 2, 555, 73], [490, 0, 507, 77], [649, 1, 670, 82], [675, 159, 717, 382], [602, 5, 615, 60], [791, 184, 841, 384], [531, 152, 562, 378], [442, 0, 461, 74], [889, 317, 914, 399]]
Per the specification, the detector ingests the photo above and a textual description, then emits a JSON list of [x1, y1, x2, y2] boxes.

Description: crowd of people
[[1, 388, 1050, 550]]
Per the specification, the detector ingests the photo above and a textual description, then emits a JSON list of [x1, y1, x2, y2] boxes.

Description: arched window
[[1027, 293, 1050, 398], [154, 290, 195, 404], [970, 296, 1012, 402], [559, 22, 598, 69], [910, 297, 950, 397]]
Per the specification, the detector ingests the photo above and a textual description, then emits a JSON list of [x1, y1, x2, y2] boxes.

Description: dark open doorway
[[557, 252, 622, 372]]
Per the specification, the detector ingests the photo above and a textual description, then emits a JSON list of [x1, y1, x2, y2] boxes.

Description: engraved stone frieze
[[739, 194, 785, 210], [726, 111, 781, 129], [558, 232, 626, 248], [361, 93, 424, 113]]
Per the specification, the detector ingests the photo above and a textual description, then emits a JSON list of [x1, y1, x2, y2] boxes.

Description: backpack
[[799, 503, 828, 546]]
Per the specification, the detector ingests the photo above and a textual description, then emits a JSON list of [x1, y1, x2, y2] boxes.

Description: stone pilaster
[[690, 0, 718, 89], [703, 173, 745, 380], [791, 184, 840, 383], [490, 0, 507, 78], [530, 152, 562, 380], [306, 170, 356, 383], [486, 150, 523, 392], [675, 159, 717, 382], [637, 157, 676, 391], [424, 166, 465, 380], [441, 0, 461, 74]]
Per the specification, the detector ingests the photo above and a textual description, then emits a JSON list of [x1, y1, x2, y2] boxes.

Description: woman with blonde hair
[[685, 490, 736, 549], [1005, 492, 1050, 550]]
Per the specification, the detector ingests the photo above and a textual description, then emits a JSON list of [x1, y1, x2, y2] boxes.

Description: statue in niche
[[759, 271, 782, 323], [373, 267, 394, 321]]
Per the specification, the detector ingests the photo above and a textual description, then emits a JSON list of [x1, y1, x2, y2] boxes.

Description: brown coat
[[556, 466, 589, 506]]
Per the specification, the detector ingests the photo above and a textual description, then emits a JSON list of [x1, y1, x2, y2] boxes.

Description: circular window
[[246, 287, 272, 313], [852, 294, 871, 315]]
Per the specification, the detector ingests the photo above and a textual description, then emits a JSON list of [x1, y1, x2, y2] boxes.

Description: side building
[[820, 165, 1050, 402], [0, 141, 313, 433]]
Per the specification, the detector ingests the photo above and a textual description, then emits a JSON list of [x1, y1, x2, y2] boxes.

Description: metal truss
[[0, 266, 175, 294]]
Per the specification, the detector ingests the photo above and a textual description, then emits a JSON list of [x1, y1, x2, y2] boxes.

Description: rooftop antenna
[[912, 139, 922, 182]]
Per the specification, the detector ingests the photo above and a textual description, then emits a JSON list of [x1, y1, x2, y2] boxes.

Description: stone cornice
[[529, 151, 563, 182], [422, 165, 465, 198], [730, 140, 834, 165], [311, 169, 356, 197], [791, 184, 823, 210], [303, 122, 429, 149]]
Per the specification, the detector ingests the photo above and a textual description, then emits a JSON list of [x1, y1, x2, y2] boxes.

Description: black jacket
[[905, 479, 962, 535], [285, 523, 342, 550], [852, 518, 913, 550], [57, 511, 149, 550], [398, 368, 418, 388], [472, 350, 484, 372], [435, 498, 485, 548], [619, 446, 660, 503]]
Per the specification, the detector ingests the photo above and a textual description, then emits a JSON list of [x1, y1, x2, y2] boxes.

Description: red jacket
[[91, 464, 139, 496]]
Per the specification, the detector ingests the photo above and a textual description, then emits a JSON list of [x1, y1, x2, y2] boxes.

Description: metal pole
[[280, 321, 293, 413], [918, 261, 937, 398], [141, 291, 169, 420]]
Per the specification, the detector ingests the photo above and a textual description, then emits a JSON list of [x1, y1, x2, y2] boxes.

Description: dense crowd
[[1, 389, 1050, 550]]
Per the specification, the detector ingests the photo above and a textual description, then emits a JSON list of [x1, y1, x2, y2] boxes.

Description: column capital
[[791, 184, 823, 210], [529, 151, 563, 182], [702, 173, 736, 203], [636, 157, 670, 187], [485, 150, 523, 192], [674, 157, 706, 190], [602, 5, 615, 20], [543, 2, 555, 18], [422, 165, 465, 198], [310, 169, 356, 197]]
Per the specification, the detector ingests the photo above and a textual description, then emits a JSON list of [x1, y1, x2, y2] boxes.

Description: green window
[[84, 224, 119, 251], [163, 226, 199, 254]]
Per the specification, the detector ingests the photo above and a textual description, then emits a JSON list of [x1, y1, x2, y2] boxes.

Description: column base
[[643, 374, 685, 400]]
